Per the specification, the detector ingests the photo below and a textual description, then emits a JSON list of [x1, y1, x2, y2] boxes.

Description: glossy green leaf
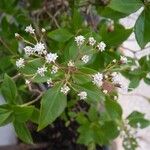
[[105, 99, 122, 119], [108, 0, 143, 14], [1, 74, 17, 104], [48, 28, 73, 43], [38, 83, 67, 130], [135, 7, 150, 48], [13, 121, 33, 144]]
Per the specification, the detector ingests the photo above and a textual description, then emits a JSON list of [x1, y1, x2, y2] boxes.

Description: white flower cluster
[[37, 66, 47, 76], [92, 72, 103, 87], [60, 84, 70, 95], [45, 52, 58, 63], [75, 35, 85, 46], [97, 41, 106, 52], [78, 91, 87, 100], [81, 55, 90, 64], [25, 25, 35, 34], [16, 58, 25, 68], [88, 37, 96, 46], [47, 78, 53, 87]]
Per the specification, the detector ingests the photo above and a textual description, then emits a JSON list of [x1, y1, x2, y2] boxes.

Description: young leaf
[[105, 99, 122, 119], [1, 74, 17, 104], [0, 104, 13, 126], [135, 7, 150, 48], [108, 0, 143, 15], [48, 28, 73, 43], [127, 111, 150, 128], [38, 83, 67, 130], [13, 121, 33, 144]]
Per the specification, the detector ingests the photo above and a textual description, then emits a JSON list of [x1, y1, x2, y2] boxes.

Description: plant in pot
[[0, 0, 150, 150]]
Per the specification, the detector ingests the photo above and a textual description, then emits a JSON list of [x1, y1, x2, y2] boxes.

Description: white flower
[[51, 65, 58, 74], [114, 96, 118, 100], [60, 84, 70, 95], [103, 90, 108, 94], [68, 60, 75, 67], [120, 56, 128, 64], [34, 42, 45, 55], [112, 59, 117, 63], [78, 91, 87, 100], [25, 25, 35, 34], [24, 46, 33, 56], [15, 33, 20, 38], [88, 37, 96, 46], [75, 35, 85, 46], [41, 28, 46, 33], [47, 78, 53, 86], [92, 72, 103, 87], [81, 55, 90, 64], [16, 58, 25, 68], [25, 79, 30, 85], [111, 72, 118, 77], [45, 52, 58, 63], [37, 66, 47, 76], [97, 41, 106, 52]]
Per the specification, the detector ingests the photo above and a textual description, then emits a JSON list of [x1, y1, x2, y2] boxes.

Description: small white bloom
[[78, 91, 87, 100], [25, 79, 30, 85], [24, 46, 33, 56], [47, 78, 53, 86], [75, 35, 85, 46], [92, 72, 103, 87], [111, 72, 118, 77], [25, 25, 35, 34], [112, 59, 117, 63], [41, 28, 46, 33], [34, 42, 45, 55], [68, 60, 75, 67], [103, 90, 108, 94], [15, 33, 20, 38], [60, 84, 70, 95], [16, 58, 25, 68], [88, 37, 96, 46], [104, 74, 108, 79], [81, 55, 90, 64], [51, 65, 58, 74], [114, 96, 118, 100], [45, 52, 58, 63], [37, 66, 47, 76], [97, 41, 106, 52], [120, 56, 128, 64]]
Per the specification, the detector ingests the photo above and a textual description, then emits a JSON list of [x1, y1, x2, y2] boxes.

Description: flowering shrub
[[0, 0, 150, 150]]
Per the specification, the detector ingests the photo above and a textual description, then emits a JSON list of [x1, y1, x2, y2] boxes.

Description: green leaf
[[100, 23, 132, 47], [13, 121, 33, 144], [98, 7, 127, 20], [144, 77, 150, 85], [127, 111, 150, 128], [128, 77, 140, 91], [13, 106, 34, 123], [108, 0, 143, 14], [1, 74, 17, 104], [105, 99, 122, 119], [20, 58, 44, 75], [38, 83, 67, 130], [0, 104, 13, 126], [48, 28, 73, 43], [72, 83, 104, 103], [135, 7, 150, 48], [101, 121, 119, 140]]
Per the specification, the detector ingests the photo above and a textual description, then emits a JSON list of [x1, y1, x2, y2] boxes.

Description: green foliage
[[0, 0, 150, 149]]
